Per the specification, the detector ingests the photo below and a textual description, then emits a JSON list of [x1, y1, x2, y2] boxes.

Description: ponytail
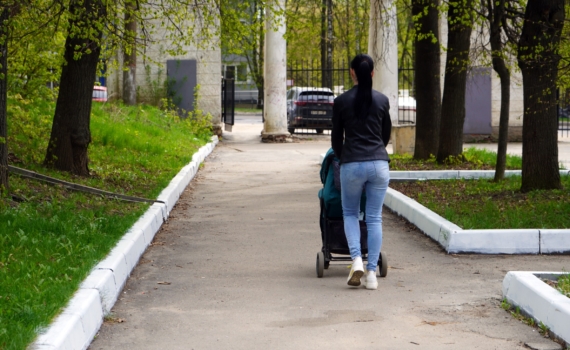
[[351, 54, 374, 120]]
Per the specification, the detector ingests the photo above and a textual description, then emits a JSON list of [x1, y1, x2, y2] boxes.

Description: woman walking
[[331, 54, 391, 289]]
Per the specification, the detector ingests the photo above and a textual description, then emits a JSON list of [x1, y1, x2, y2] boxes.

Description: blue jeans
[[340, 160, 390, 271]]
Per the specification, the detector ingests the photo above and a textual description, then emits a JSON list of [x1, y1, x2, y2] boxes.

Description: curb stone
[[384, 178, 570, 254], [503, 271, 570, 346], [32, 136, 219, 350]]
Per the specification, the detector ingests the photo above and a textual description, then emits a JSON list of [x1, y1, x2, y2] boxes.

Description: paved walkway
[[89, 120, 570, 350]]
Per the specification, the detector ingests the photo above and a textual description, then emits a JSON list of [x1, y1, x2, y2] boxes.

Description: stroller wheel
[[378, 251, 388, 278], [316, 252, 325, 278]]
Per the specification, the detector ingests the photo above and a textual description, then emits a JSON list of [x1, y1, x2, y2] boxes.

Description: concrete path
[[90, 118, 570, 350]]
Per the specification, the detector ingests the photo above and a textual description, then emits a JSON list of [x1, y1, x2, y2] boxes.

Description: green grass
[[391, 176, 570, 229], [1, 97, 212, 350], [558, 274, 570, 298], [235, 107, 262, 113], [390, 147, 523, 170]]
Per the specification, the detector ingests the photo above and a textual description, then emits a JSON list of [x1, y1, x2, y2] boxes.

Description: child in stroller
[[316, 148, 387, 279]]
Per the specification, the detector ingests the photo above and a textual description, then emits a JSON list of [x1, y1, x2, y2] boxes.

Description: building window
[[223, 63, 248, 82]]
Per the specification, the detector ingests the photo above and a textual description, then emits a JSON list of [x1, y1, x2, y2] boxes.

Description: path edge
[[32, 136, 219, 350]]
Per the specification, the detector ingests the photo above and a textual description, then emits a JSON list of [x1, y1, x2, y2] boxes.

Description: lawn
[[390, 176, 570, 229], [388, 149, 570, 229], [0, 98, 213, 350]]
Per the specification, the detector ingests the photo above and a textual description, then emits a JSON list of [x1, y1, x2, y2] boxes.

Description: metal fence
[[287, 60, 354, 96], [398, 64, 416, 125], [286, 61, 354, 135], [221, 78, 235, 131], [285, 60, 417, 134]]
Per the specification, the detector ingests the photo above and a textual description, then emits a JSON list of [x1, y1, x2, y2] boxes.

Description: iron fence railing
[[221, 78, 235, 130], [398, 64, 415, 125], [285, 60, 417, 134]]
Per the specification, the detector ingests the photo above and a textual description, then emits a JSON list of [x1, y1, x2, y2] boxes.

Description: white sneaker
[[363, 270, 378, 290], [347, 257, 364, 286]]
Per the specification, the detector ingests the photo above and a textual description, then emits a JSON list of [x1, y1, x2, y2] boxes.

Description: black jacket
[[331, 86, 392, 164]]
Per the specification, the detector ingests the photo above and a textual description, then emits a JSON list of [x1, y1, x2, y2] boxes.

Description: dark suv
[[287, 87, 334, 134]]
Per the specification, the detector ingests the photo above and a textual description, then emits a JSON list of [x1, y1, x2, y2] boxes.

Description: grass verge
[[235, 107, 262, 113], [545, 274, 570, 298], [390, 176, 570, 229], [1, 97, 212, 350], [390, 147, 523, 171], [560, 274, 570, 297]]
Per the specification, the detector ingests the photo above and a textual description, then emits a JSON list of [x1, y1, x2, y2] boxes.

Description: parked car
[[92, 86, 108, 102], [287, 87, 335, 134]]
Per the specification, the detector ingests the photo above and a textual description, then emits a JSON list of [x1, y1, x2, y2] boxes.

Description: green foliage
[[138, 65, 168, 106], [558, 5, 570, 89], [558, 273, 570, 298], [462, 147, 522, 168], [7, 94, 54, 165], [285, 0, 370, 64], [7, 1, 65, 99], [2, 98, 212, 349], [501, 298, 511, 311], [220, 0, 261, 57], [88, 101, 212, 197]]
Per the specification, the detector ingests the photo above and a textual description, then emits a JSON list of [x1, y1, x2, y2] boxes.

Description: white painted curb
[[32, 135, 219, 350], [503, 271, 570, 345]]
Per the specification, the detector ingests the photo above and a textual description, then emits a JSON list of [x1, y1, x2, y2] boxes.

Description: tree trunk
[[489, 0, 510, 181], [44, 0, 106, 176], [324, 0, 333, 89], [345, 0, 350, 63], [412, 0, 441, 160], [0, 7, 9, 192], [254, 0, 264, 110], [354, 0, 360, 53], [320, 0, 326, 85], [436, 0, 474, 162], [517, 0, 564, 192], [122, 0, 137, 105]]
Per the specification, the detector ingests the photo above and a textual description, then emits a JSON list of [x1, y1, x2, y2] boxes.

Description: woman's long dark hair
[[351, 54, 374, 120]]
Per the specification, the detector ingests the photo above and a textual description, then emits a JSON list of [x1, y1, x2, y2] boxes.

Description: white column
[[368, 0, 399, 125], [439, 12, 447, 95], [262, 0, 289, 140]]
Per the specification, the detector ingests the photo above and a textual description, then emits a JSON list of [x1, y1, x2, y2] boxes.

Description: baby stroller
[[316, 148, 388, 278]]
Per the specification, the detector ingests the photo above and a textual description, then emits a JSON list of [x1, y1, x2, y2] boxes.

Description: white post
[[262, 0, 290, 142], [368, 0, 399, 125]]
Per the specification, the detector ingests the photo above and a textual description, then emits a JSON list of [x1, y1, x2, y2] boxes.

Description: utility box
[[166, 59, 197, 117], [391, 125, 416, 155]]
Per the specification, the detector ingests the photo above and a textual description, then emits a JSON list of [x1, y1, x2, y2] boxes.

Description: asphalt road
[[90, 121, 569, 350]]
